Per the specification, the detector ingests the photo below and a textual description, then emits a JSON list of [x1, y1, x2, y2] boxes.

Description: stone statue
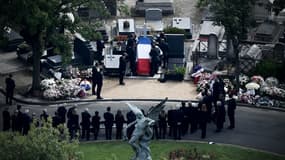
[[123, 98, 168, 160]]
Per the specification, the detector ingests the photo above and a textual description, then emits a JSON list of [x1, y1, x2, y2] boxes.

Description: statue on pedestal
[[123, 98, 168, 160]]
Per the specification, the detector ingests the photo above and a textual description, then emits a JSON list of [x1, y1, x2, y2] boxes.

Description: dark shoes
[[97, 96, 103, 100], [119, 82, 125, 85]]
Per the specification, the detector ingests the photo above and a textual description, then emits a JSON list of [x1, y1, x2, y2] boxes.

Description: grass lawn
[[79, 141, 284, 160]]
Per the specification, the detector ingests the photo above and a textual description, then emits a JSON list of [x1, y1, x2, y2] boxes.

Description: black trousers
[[105, 126, 112, 140], [228, 112, 235, 128], [6, 90, 13, 105], [81, 127, 90, 140], [159, 125, 167, 139], [119, 71, 125, 84], [200, 122, 207, 138], [93, 126, 99, 140], [116, 127, 123, 139], [92, 82, 103, 98]]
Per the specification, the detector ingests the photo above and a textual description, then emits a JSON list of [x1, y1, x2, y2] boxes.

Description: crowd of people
[[2, 88, 236, 140]]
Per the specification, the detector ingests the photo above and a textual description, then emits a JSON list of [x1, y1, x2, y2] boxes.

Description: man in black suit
[[216, 101, 226, 132], [126, 110, 136, 139], [81, 108, 91, 140], [119, 53, 127, 85], [5, 74, 15, 105], [92, 63, 104, 99], [227, 94, 237, 129], [92, 111, 101, 140], [104, 107, 114, 140]]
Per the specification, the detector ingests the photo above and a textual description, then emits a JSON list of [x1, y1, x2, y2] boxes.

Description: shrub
[[163, 27, 186, 35], [0, 120, 83, 160]]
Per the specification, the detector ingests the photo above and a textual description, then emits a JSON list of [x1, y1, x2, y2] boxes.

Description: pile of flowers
[[167, 148, 216, 160], [40, 78, 83, 100]]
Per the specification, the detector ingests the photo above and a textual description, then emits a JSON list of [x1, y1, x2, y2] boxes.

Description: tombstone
[[226, 39, 235, 60], [208, 34, 218, 59]]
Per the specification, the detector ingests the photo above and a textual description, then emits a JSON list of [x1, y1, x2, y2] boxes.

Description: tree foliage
[[0, 0, 109, 94], [0, 120, 83, 160], [272, 0, 285, 15]]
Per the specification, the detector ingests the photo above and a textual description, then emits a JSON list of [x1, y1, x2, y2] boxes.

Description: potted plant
[[165, 65, 186, 81]]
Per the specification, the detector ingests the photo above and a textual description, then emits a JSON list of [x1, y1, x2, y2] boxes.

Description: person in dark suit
[[52, 111, 60, 128], [149, 44, 160, 76], [57, 106, 67, 124], [81, 108, 91, 140], [2, 108, 10, 131], [92, 111, 101, 140], [159, 38, 169, 68], [158, 110, 167, 139], [104, 107, 114, 140], [67, 107, 79, 140], [215, 101, 226, 132], [227, 94, 237, 129], [126, 34, 136, 75], [180, 101, 189, 136], [96, 39, 105, 62], [92, 63, 104, 99], [190, 103, 198, 134], [115, 110, 125, 139], [40, 109, 49, 123], [22, 109, 32, 135], [119, 53, 127, 85], [167, 108, 175, 137], [174, 108, 183, 140], [126, 110, 136, 139], [5, 74, 15, 105], [199, 103, 208, 139]]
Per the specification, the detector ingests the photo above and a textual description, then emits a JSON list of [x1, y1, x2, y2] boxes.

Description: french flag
[[136, 36, 151, 75]]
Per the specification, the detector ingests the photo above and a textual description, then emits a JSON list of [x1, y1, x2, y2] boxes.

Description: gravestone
[[208, 34, 218, 59]]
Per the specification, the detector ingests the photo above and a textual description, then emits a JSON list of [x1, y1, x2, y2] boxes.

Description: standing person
[[57, 106, 67, 124], [180, 101, 189, 136], [167, 108, 175, 137], [190, 103, 199, 134], [92, 111, 101, 140], [5, 74, 15, 105], [158, 110, 167, 139], [126, 110, 136, 139], [119, 53, 127, 85], [92, 63, 104, 99], [199, 103, 208, 139], [70, 108, 80, 140], [96, 39, 105, 62], [11, 110, 18, 132], [52, 111, 60, 128], [2, 108, 10, 131], [159, 38, 169, 68], [104, 107, 114, 140], [215, 101, 226, 132], [15, 106, 23, 133], [22, 109, 32, 135], [227, 94, 237, 129], [81, 108, 91, 140], [149, 44, 160, 76], [40, 109, 49, 123], [126, 34, 136, 75], [115, 110, 125, 139]]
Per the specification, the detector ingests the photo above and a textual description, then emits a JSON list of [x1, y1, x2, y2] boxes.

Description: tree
[[272, 0, 285, 15], [197, 0, 255, 89], [0, 0, 109, 95], [0, 120, 83, 160]]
